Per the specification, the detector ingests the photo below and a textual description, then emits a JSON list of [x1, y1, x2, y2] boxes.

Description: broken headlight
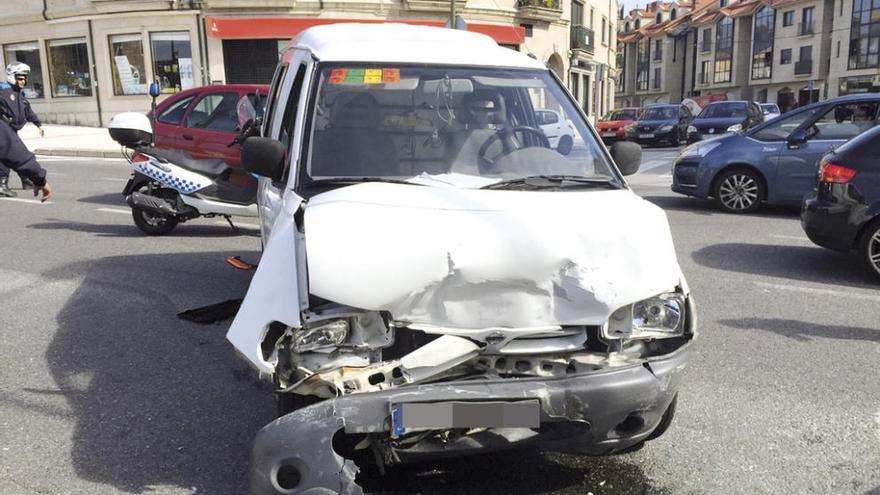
[[604, 293, 686, 340], [293, 319, 349, 352]]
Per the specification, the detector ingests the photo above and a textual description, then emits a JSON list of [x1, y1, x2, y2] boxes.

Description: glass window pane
[[109, 34, 147, 95], [4, 41, 44, 99], [157, 95, 194, 125], [809, 103, 878, 140], [150, 31, 193, 94], [47, 37, 92, 97], [185, 92, 240, 132]]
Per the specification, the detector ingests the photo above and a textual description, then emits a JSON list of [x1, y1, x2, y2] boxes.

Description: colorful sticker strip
[[329, 68, 401, 84]]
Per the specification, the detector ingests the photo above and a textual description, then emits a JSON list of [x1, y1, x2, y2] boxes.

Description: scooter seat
[[141, 147, 232, 179]]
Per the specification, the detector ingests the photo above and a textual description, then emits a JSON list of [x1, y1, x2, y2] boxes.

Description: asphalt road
[[1, 151, 878, 495]]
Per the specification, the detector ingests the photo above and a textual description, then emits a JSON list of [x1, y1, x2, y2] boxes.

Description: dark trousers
[[0, 122, 45, 185]]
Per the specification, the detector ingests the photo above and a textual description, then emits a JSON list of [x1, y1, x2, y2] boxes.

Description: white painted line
[[0, 197, 52, 205], [754, 281, 880, 303], [213, 220, 261, 230], [96, 207, 130, 215], [98, 177, 127, 182], [770, 234, 811, 242]]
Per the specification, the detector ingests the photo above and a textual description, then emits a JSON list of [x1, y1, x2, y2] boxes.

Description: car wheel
[[859, 219, 880, 281], [714, 168, 764, 213]]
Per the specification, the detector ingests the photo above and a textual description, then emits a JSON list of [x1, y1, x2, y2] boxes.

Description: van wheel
[[859, 219, 880, 281], [714, 168, 763, 213]]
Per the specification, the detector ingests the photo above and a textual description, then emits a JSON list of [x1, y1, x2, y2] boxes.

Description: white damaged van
[[228, 23, 696, 495]]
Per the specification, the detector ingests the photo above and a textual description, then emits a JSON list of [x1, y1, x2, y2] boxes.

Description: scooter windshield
[[302, 65, 622, 189]]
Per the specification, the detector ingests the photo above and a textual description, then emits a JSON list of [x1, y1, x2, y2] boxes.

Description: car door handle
[[182, 134, 194, 140]]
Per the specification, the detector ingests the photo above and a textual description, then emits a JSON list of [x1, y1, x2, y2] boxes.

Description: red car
[[151, 84, 269, 167], [597, 107, 640, 143]]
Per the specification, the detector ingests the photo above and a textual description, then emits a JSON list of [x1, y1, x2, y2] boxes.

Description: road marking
[[638, 159, 670, 172], [769, 234, 811, 242], [754, 281, 880, 302], [96, 207, 130, 215], [0, 197, 52, 205], [98, 177, 127, 182]]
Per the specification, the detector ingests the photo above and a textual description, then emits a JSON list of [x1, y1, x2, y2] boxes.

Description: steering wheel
[[478, 125, 551, 173]]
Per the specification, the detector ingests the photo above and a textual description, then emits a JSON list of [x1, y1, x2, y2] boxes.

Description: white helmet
[[6, 62, 31, 85]]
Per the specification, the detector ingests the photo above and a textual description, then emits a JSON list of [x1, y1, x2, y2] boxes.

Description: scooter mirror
[[237, 95, 257, 130]]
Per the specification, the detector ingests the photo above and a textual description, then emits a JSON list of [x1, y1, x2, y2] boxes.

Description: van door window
[[278, 64, 307, 178], [263, 63, 288, 133]]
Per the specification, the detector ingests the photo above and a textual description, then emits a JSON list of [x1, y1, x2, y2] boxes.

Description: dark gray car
[[672, 94, 880, 213]]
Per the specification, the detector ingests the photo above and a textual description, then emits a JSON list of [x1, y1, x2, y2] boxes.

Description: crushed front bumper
[[249, 342, 692, 495]]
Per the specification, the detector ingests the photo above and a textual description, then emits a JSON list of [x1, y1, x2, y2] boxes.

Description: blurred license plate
[[601, 132, 616, 137], [391, 400, 540, 436], [640, 133, 655, 139]]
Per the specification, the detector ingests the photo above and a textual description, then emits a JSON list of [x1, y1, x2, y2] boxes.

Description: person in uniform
[[0, 62, 51, 201]]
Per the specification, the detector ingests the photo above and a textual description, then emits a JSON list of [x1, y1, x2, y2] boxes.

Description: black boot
[[0, 176, 17, 197]]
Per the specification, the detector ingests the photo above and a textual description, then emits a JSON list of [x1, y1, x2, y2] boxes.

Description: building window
[[625, 21, 631, 31], [700, 60, 711, 84], [635, 19, 641, 29], [656, 13, 662, 23], [714, 17, 734, 83], [671, 9, 677, 20], [46, 37, 92, 97], [751, 6, 775, 79], [848, 0, 880, 69], [782, 10, 794, 26], [653, 67, 661, 89], [520, 23, 534, 37], [590, 7, 595, 29], [800, 7, 815, 35], [701, 28, 712, 52], [636, 37, 650, 91], [572, 1, 584, 25], [654, 39, 663, 60], [109, 34, 147, 96], [616, 45, 626, 92], [150, 31, 194, 94], [602, 18, 607, 43], [570, 71, 579, 103], [780, 48, 792, 64], [3, 41, 44, 99], [719, 0, 727, 7]]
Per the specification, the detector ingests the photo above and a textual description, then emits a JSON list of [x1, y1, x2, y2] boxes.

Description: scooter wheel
[[132, 206, 178, 235]]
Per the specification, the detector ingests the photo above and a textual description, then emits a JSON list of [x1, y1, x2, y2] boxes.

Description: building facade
[[0, 0, 618, 126], [616, 0, 879, 111]]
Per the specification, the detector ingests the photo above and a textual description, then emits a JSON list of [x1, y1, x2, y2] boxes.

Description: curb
[[34, 148, 123, 159]]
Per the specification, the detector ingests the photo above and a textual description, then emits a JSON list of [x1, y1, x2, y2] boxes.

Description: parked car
[[597, 107, 640, 143], [535, 108, 575, 151], [229, 23, 696, 495], [801, 125, 880, 280], [151, 83, 269, 166], [687, 100, 764, 143], [672, 94, 880, 213], [626, 104, 692, 147], [760, 103, 781, 121]]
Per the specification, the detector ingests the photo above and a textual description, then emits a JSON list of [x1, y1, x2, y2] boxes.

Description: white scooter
[[107, 97, 260, 235]]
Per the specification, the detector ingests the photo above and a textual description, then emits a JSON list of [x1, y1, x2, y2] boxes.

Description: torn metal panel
[[305, 183, 682, 329]]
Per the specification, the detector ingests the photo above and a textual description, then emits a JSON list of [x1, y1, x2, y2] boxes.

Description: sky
[[620, 0, 647, 15]]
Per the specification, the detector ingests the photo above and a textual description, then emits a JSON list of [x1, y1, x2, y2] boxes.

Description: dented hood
[[305, 183, 682, 329]]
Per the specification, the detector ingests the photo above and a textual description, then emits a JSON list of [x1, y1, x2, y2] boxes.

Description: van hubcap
[[719, 174, 758, 210]]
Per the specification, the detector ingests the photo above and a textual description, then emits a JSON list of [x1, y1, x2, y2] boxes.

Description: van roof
[[287, 23, 546, 70]]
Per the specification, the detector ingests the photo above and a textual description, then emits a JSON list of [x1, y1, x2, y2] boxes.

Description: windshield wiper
[[481, 175, 619, 191], [303, 177, 423, 189]]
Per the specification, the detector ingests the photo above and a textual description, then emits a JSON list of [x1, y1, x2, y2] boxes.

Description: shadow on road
[[45, 251, 273, 494], [719, 317, 880, 343], [77, 192, 127, 207], [28, 219, 257, 238], [691, 243, 873, 288]]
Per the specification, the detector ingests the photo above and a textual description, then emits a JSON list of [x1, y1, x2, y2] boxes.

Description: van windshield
[[302, 65, 620, 189]]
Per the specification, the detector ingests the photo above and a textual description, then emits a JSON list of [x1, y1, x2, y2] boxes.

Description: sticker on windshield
[[329, 68, 401, 85]]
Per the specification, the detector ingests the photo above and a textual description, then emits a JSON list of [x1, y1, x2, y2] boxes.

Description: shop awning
[[205, 17, 525, 45]]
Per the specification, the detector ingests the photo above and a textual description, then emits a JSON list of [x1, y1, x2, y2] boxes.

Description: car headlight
[[659, 124, 673, 132], [727, 123, 743, 132], [678, 140, 722, 159], [604, 292, 686, 340], [293, 319, 349, 352], [687, 125, 697, 133]]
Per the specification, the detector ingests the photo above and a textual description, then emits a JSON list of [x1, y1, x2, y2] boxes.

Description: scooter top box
[[107, 112, 152, 148]]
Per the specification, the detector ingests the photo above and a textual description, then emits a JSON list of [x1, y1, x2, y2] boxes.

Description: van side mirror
[[241, 137, 286, 182], [787, 129, 808, 148], [610, 141, 642, 176]]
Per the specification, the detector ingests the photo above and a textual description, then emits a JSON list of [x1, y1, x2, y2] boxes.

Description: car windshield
[[604, 109, 638, 121], [698, 102, 746, 118], [639, 107, 677, 120], [760, 104, 779, 114], [303, 65, 620, 189]]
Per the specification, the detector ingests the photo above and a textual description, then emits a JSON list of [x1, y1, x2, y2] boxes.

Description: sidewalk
[[19, 123, 123, 159]]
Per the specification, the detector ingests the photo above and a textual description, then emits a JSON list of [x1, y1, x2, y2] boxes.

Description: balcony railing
[[794, 59, 813, 75], [798, 22, 814, 35], [517, 0, 563, 21], [571, 25, 595, 54]]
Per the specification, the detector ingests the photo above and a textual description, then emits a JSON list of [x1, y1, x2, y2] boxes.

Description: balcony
[[794, 59, 813, 75], [798, 22, 814, 36], [570, 25, 595, 55], [517, 0, 563, 22]]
